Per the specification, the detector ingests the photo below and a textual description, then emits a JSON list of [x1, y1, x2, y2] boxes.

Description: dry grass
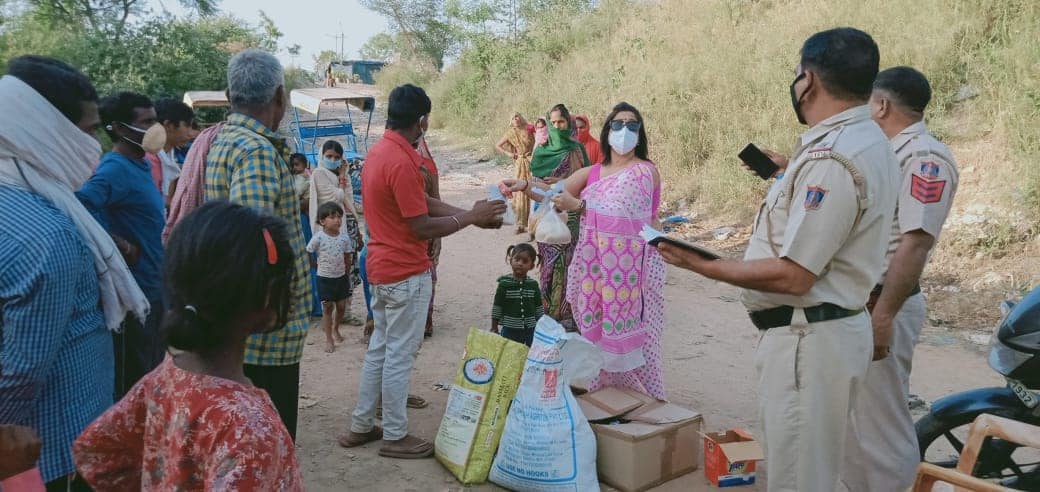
[[416, 0, 1039, 221], [377, 0, 1040, 328]]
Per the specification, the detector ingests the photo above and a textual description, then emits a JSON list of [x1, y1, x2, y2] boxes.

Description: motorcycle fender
[[929, 387, 1029, 420]]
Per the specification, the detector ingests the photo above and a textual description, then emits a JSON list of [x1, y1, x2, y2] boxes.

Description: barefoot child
[[307, 202, 356, 352], [491, 243, 543, 346], [73, 201, 302, 490]]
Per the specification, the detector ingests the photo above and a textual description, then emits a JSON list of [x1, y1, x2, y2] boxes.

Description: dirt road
[[294, 132, 1004, 491]]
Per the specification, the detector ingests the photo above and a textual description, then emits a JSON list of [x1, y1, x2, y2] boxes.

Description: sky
[[151, 0, 389, 68]]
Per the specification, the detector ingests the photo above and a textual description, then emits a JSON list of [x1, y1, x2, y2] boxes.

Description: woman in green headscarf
[[530, 103, 589, 331]]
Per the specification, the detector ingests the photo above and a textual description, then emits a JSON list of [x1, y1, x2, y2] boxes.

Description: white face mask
[[608, 128, 639, 155]]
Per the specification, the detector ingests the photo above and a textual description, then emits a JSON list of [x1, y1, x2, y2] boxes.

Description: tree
[[313, 49, 338, 74], [284, 65, 316, 92], [287, 43, 302, 64], [359, 32, 397, 62], [256, 10, 282, 52], [27, 0, 220, 34], [359, 0, 456, 69], [0, 11, 278, 96]]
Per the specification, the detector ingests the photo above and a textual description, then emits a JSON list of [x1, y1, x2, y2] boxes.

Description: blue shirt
[[76, 152, 166, 301], [0, 185, 114, 482]]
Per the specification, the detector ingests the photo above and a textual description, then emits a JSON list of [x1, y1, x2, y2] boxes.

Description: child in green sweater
[[491, 243, 543, 346]]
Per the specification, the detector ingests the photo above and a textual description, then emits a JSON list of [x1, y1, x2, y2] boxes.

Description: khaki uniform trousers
[[755, 310, 872, 492], [840, 293, 927, 491]]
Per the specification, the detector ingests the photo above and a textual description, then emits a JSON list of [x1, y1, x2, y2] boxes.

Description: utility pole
[[326, 33, 344, 62], [339, 22, 345, 62]]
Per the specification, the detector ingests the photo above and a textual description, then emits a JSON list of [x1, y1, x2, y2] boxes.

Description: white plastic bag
[[489, 316, 603, 491], [534, 208, 570, 244], [488, 184, 516, 225], [528, 183, 571, 244], [531, 199, 571, 244]]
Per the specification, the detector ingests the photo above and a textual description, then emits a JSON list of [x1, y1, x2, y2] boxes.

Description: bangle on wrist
[[450, 215, 462, 231], [522, 179, 530, 192], [577, 199, 587, 214]]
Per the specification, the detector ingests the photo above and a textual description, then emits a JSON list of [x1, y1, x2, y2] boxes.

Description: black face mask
[[789, 72, 809, 125]]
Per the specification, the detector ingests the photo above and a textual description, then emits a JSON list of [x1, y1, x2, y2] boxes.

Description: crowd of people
[[492, 27, 958, 492], [0, 24, 960, 492]]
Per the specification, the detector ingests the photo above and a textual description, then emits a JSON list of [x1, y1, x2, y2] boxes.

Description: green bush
[[0, 13, 276, 98]]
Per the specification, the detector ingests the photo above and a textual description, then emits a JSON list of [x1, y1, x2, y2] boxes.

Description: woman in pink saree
[[502, 102, 666, 399]]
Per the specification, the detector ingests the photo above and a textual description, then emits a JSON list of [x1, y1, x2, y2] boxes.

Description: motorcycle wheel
[[916, 410, 1040, 489]]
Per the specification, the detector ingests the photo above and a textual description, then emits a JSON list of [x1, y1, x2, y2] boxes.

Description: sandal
[[336, 426, 383, 448], [378, 434, 434, 459], [407, 395, 428, 408], [375, 395, 429, 419]]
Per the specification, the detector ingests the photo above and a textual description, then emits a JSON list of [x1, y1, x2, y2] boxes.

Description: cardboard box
[[577, 387, 703, 492], [703, 428, 765, 487]]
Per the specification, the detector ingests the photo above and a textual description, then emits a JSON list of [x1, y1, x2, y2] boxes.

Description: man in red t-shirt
[[338, 84, 505, 459]]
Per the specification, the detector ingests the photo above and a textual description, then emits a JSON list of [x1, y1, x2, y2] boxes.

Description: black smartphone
[[739, 143, 780, 180], [644, 235, 722, 260]]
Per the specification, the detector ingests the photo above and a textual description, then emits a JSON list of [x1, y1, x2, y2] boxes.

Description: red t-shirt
[[362, 130, 432, 284]]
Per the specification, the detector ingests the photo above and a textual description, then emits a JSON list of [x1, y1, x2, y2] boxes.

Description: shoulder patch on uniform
[[804, 186, 828, 210], [918, 161, 942, 180], [911, 174, 946, 203]]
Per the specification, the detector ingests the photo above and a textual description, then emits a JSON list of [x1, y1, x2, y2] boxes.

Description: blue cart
[[288, 87, 376, 166]]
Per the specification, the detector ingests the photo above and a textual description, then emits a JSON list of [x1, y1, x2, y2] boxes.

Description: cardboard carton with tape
[[577, 387, 704, 492]]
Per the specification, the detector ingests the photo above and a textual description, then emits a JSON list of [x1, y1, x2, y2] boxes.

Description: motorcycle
[[915, 285, 1040, 489]]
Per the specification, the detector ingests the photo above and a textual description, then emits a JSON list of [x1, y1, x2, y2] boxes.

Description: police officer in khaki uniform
[[840, 67, 959, 492], [658, 28, 899, 492]]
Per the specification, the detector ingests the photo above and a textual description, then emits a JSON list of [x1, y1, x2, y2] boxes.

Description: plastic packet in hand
[[487, 185, 516, 225], [531, 181, 566, 200]]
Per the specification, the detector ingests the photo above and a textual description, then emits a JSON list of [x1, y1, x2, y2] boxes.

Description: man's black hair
[[163, 201, 294, 352], [316, 201, 344, 225], [6, 55, 97, 124], [154, 98, 195, 126], [99, 92, 153, 139], [873, 66, 932, 114], [386, 84, 432, 129], [800, 27, 880, 101]]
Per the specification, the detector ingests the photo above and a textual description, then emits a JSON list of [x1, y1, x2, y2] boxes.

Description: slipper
[[407, 395, 428, 409], [378, 435, 434, 459], [375, 395, 429, 418], [336, 426, 383, 448], [346, 316, 364, 326]]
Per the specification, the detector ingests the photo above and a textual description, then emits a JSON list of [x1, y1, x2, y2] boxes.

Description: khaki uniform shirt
[[741, 105, 900, 311], [882, 121, 959, 274]]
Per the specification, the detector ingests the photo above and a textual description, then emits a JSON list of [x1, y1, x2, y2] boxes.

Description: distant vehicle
[[329, 60, 386, 85], [182, 91, 229, 128], [288, 87, 375, 165]]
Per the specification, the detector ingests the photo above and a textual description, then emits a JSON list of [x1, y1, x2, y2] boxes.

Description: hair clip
[[262, 228, 278, 265]]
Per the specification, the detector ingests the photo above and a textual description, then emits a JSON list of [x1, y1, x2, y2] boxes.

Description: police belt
[[748, 303, 864, 330]]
